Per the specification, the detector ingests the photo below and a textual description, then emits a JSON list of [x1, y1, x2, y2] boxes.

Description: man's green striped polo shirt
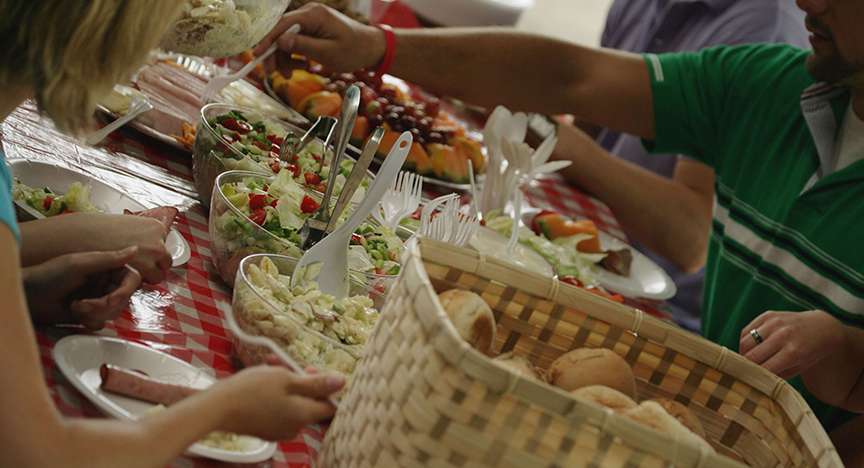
[[643, 44, 864, 430]]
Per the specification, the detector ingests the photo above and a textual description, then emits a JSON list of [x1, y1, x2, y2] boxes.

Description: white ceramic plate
[[8, 160, 190, 267], [469, 226, 554, 277], [520, 208, 676, 300], [52, 335, 277, 464]]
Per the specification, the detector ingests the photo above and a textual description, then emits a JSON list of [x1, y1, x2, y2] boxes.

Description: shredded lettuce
[[12, 180, 98, 217]]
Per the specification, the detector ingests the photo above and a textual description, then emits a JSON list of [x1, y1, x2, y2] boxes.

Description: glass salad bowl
[[193, 103, 373, 208], [209, 170, 403, 294], [161, 0, 291, 58], [229, 254, 381, 377]]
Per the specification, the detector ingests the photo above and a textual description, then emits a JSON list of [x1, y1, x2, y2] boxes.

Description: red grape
[[427, 131, 446, 144], [424, 98, 441, 117], [368, 114, 384, 129], [400, 114, 417, 129], [384, 112, 402, 126], [418, 117, 434, 134]]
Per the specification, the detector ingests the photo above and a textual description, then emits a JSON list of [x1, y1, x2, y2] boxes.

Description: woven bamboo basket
[[319, 239, 841, 467]]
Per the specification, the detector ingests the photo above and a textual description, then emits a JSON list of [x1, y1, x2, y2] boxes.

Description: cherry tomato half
[[249, 208, 267, 226], [221, 118, 252, 134], [300, 196, 320, 214], [304, 172, 322, 186], [248, 194, 267, 211]]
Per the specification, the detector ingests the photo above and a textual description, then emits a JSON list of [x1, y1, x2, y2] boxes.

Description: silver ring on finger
[[749, 328, 764, 345]]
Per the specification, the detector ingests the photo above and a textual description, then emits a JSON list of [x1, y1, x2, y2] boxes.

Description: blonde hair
[[0, 0, 185, 134]]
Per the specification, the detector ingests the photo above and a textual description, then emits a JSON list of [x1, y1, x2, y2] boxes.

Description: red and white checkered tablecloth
[[1, 101, 646, 467]]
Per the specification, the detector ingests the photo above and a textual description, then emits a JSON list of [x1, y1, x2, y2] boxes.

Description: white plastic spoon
[[290, 132, 413, 298]]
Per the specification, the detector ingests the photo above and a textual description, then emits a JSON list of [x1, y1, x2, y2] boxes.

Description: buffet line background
[[4, 92, 655, 467], [0, 4, 669, 466]]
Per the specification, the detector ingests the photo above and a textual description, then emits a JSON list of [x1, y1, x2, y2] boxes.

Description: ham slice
[[600, 248, 633, 277], [124, 206, 179, 232], [99, 364, 200, 406]]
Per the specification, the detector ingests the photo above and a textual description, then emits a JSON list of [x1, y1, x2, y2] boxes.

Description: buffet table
[[2, 100, 659, 467]]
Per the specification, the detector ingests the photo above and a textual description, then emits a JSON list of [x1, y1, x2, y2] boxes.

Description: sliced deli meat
[[600, 248, 633, 277], [99, 364, 200, 406]]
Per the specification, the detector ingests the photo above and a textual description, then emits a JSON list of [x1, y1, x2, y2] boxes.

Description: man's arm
[[556, 124, 713, 272], [258, 4, 656, 139]]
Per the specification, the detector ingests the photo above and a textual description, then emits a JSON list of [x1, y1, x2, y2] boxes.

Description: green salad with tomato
[[213, 169, 404, 278], [205, 110, 365, 195], [12, 180, 97, 217]]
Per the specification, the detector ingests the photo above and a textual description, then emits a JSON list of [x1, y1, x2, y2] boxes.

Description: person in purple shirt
[[554, 0, 809, 331]]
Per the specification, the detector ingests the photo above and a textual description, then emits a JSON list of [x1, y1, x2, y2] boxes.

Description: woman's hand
[[22, 247, 142, 330], [20, 213, 172, 283], [210, 366, 344, 441], [255, 3, 386, 74], [739, 310, 845, 379]]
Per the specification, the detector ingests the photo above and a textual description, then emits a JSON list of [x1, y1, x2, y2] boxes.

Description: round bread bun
[[624, 401, 714, 453], [546, 348, 637, 398], [571, 385, 637, 413], [438, 289, 496, 354], [652, 399, 706, 439], [493, 352, 542, 380]]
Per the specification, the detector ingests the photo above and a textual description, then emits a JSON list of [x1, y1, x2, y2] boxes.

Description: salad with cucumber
[[349, 224, 403, 276], [12, 180, 97, 217], [204, 109, 365, 195], [213, 169, 404, 278]]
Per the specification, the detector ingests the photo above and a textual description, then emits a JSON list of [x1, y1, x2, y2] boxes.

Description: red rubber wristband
[[375, 24, 397, 77]]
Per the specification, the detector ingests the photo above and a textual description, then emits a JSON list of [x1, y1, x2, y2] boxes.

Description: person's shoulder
[[697, 44, 813, 102], [701, 43, 808, 65], [655, 44, 813, 99], [693, 43, 809, 78]]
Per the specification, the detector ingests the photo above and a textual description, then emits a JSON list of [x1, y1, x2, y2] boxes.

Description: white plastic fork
[[290, 132, 413, 298], [429, 196, 459, 242], [418, 193, 460, 238], [374, 171, 409, 226], [451, 211, 480, 248], [86, 95, 153, 145], [375, 171, 423, 229], [200, 24, 300, 103], [396, 172, 423, 228], [506, 189, 523, 254]]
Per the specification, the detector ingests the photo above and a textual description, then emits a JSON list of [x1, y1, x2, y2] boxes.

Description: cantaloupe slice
[[451, 136, 485, 174], [535, 214, 602, 253], [351, 116, 370, 143], [376, 126, 402, 158], [298, 91, 342, 118], [427, 143, 452, 179], [407, 143, 432, 174]]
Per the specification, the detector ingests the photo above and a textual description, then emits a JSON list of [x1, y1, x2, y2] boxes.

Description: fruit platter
[[265, 60, 486, 188]]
